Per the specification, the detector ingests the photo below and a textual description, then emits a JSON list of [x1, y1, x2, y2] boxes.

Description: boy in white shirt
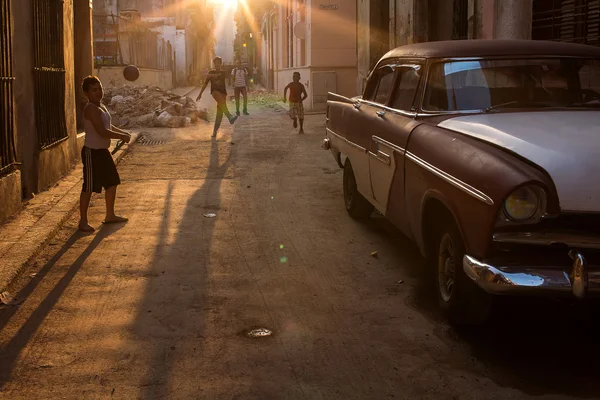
[[231, 59, 249, 116]]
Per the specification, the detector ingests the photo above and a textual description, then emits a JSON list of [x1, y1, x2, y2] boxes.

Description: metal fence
[[93, 13, 174, 70], [533, 0, 600, 47], [0, 0, 17, 175], [33, 0, 68, 149]]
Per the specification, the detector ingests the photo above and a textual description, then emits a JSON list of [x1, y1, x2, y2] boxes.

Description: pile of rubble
[[102, 85, 209, 129]]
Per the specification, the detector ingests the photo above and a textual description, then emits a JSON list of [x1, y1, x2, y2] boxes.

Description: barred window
[[533, 0, 600, 47], [0, 0, 17, 175], [33, 0, 68, 149]]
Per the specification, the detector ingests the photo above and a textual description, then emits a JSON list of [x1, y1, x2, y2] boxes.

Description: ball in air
[[123, 65, 140, 82]]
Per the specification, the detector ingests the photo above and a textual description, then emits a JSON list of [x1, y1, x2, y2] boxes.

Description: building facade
[[261, 0, 358, 111], [357, 0, 599, 93], [0, 0, 94, 223]]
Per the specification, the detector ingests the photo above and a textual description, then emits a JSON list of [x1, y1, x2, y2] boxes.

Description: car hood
[[438, 111, 600, 212]]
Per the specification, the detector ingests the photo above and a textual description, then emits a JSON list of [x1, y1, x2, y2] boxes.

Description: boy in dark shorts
[[79, 76, 132, 232], [283, 72, 308, 134], [197, 56, 238, 137]]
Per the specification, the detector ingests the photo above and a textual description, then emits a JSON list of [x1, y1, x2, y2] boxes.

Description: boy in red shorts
[[283, 72, 308, 134]]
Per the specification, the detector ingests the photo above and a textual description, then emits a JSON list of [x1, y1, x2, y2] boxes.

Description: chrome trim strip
[[372, 136, 405, 155], [368, 151, 391, 165], [406, 152, 494, 206], [326, 128, 366, 152], [358, 99, 417, 118], [493, 231, 600, 249]]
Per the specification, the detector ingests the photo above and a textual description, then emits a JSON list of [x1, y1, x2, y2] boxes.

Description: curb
[[0, 134, 139, 294]]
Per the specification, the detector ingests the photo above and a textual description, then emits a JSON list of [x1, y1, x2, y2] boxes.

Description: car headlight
[[503, 186, 540, 221]]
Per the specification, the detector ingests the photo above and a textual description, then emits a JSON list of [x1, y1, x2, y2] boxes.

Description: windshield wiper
[[484, 101, 550, 113]]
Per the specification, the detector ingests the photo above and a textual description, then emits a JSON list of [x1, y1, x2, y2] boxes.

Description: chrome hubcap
[[438, 233, 456, 303]]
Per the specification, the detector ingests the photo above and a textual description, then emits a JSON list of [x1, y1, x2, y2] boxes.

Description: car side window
[[391, 67, 421, 111], [373, 67, 396, 104]]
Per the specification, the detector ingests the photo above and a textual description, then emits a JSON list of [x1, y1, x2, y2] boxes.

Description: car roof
[[383, 40, 600, 59]]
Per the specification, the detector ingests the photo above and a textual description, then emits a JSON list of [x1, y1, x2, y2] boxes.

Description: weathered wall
[[12, 0, 38, 197], [74, 0, 94, 131], [494, 0, 532, 39], [356, 0, 370, 95], [175, 29, 186, 85], [36, 0, 80, 192], [94, 67, 174, 89], [428, 0, 453, 41], [4, 0, 90, 223], [310, 1, 357, 68], [0, 172, 21, 223]]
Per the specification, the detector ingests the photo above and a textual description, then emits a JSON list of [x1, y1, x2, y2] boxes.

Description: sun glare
[[209, 0, 237, 8]]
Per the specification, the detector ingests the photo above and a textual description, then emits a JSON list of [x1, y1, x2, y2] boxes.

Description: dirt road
[[0, 93, 599, 399]]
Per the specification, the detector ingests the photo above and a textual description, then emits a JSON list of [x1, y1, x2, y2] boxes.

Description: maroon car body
[[323, 40, 600, 323]]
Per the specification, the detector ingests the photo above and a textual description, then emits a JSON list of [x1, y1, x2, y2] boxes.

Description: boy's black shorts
[[81, 146, 121, 193]]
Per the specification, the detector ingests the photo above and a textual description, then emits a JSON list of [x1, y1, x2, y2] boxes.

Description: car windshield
[[423, 58, 600, 112]]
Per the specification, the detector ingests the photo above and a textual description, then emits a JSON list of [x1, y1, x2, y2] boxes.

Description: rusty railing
[[0, 0, 17, 175], [33, 0, 68, 149]]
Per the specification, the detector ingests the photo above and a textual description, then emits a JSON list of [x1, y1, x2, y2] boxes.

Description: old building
[[261, 0, 358, 111], [92, 0, 214, 88], [357, 0, 599, 92], [0, 0, 94, 223]]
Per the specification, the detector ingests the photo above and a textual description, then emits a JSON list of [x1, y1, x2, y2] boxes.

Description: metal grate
[[452, 0, 469, 40], [33, 0, 68, 149], [137, 136, 164, 146], [0, 0, 17, 175], [532, 0, 600, 47]]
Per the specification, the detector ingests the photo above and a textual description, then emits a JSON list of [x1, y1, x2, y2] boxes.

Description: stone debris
[[102, 85, 208, 129]]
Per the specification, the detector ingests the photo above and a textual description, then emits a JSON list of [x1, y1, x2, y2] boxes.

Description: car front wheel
[[343, 159, 374, 218], [434, 218, 492, 325]]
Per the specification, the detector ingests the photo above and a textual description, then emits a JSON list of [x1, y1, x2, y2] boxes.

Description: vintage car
[[323, 40, 600, 324]]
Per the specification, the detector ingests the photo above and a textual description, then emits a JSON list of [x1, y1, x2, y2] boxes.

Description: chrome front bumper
[[463, 251, 600, 299]]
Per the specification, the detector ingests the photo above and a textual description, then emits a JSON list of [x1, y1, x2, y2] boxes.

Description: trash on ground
[[247, 328, 273, 338], [397, 280, 404, 284], [0, 291, 24, 306], [203, 213, 217, 218], [102, 85, 208, 129], [29, 273, 38, 278], [371, 251, 379, 258]]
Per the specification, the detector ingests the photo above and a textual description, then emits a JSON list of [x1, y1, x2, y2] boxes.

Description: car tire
[[343, 159, 374, 218], [433, 218, 492, 325]]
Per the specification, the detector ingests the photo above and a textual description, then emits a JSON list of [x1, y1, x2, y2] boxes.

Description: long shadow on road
[[134, 134, 235, 398], [0, 225, 122, 388]]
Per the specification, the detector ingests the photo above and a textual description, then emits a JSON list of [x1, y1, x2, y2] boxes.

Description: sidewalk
[[0, 135, 139, 294]]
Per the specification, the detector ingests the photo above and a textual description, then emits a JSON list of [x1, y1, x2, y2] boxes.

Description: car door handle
[[353, 102, 361, 110], [376, 111, 386, 118]]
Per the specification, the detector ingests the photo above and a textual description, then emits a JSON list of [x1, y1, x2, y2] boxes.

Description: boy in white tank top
[[79, 76, 132, 232]]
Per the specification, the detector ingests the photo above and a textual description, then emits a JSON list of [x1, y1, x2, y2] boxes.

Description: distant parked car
[[323, 40, 600, 324]]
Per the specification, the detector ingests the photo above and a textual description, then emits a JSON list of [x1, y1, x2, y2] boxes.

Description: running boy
[[79, 76, 131, 232], [283, 72, 308, 134], [197, 56, 238, 137]]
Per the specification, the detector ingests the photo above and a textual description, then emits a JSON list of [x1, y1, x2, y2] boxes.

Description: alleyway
[[1, 97, 600, 400]]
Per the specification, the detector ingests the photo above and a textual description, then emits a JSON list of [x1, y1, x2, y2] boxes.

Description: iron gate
[[0, 0, 16, 175], [33, 0, 68, 149], [532, 0, 600, 47]]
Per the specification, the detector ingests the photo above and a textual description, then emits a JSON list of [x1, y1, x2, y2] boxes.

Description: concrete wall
[[175, 29, 186, 85], [310, 1, 357, 67], [94, 67, 174, 89]]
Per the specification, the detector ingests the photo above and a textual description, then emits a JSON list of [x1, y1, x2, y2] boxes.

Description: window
[[532, 0, 600, 47], [391, 67, 421, 111], [33, 0, 68, 148], [423, 58, 600, 111], [0, 0, 17, 174], [373, 67, 396, 104]]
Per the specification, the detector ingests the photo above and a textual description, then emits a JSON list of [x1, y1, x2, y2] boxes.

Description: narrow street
[[0, 96, 599, 400]]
